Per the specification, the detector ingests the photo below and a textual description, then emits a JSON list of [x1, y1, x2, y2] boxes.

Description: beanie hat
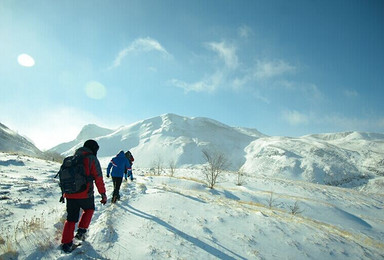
[[84, 139, 99, 156]]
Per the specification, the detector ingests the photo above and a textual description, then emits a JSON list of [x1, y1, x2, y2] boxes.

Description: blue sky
[[1, 0, 383, 150]]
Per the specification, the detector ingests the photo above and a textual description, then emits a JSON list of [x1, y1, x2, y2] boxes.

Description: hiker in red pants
[[60, 140, 107, 253]]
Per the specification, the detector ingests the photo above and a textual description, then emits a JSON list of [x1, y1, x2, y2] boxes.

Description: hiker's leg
[[112, 177, 118, 196], [61, 220, 76, 244], [128, 170, 133, 180], [115, 177, 123, 196], [61, 199, 80, 244], [78, 197, 95, 229]]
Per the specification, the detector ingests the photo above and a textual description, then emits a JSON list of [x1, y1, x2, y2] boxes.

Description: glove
[[59, 196, 65, 203], [100, 193, 107, 205]]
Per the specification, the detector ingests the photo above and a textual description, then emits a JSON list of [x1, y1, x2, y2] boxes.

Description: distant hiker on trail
[[124, 150, 135, 181], [59, 139, 107, 253], [107, 150, 132, 203]]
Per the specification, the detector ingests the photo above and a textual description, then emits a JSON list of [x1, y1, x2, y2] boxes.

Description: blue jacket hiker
[[107, 151, 132, 203], [124, 150, 135, 181]]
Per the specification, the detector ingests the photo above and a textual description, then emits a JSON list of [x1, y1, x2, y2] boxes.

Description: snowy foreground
[[0, 152, 383, 260]]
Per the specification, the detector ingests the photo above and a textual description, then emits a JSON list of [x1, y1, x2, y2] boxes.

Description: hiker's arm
[[126, 159, 132, 172], [106, 162, 112, 177], [107, 161, 113, 173], [91, 158, 106, 194]]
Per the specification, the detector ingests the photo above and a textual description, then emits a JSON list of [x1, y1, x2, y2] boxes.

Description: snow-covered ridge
[[0, 122, 43, 157], [0, 152, 383, 259], [0, 116, 383, 258], [2, 114, 384, 189], [46, 113, 384, 189], [51, 113, 267, 169], [243, 133, 384, 188]]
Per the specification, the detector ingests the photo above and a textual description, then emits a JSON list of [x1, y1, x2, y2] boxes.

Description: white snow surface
[[0, 152, 383, 260], [51, 113, 267, 170], [50, 113, 384, 189]]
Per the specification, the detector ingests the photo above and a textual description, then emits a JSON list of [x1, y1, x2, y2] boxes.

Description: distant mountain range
[[0, 122, 44, 157], [50, 113, 267, 169], [2, 113, 384, 188]]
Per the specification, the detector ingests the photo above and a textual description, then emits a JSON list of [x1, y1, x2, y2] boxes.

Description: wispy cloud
[[171, 38, 297, 96], [282, 110, 309, 125], [110, 37, 170, 69], [170, 41, 237, 93], [254, 60, 296, 79], [238, 25, 253, 38], [170, 71, 224, 93], [206, 41, 239, 70], [232, 60, 297, 91]]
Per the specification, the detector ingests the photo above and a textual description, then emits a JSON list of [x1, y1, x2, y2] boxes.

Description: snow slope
[[49, 114, 384, 190], [242, 132, 384, 188], [0, 152, 383, 259], [49, 124, 114, 156], [51, 113, 266, 170], [0, 123, 43, 158]]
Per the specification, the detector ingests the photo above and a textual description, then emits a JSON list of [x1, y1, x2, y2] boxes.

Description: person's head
[[84, 139, 99, 156], [125, 150, 133, 160]]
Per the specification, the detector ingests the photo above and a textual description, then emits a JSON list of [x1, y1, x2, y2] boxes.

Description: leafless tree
[[202, 149, 229, 189], [152, 156, 163, 175], [235, 167, 246, 186], [169, 159, 176, 177]]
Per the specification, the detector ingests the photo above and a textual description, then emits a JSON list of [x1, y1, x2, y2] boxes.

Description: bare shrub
[[19, 213, 45, 237], [0, 227, 17, 257], [266, 192, 280, 209], [289, 201, 304, 215]]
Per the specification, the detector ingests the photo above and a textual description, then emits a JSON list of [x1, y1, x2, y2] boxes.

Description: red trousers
[[61, 209, 94, 244], [61, 197, 95, 244]]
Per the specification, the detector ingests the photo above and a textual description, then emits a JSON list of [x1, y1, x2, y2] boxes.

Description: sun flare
[[17, 53, 35, 67], [85, 81, 107, 99]]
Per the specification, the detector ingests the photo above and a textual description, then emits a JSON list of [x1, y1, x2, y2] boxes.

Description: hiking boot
[[75, 228, 87, 241], [61, 242, 73, 253]]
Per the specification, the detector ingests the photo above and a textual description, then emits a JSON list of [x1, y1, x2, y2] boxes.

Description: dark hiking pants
[[112, 177, 123, 197]]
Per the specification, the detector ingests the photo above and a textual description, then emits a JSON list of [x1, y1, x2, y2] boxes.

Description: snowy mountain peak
[[51, 114, 265, 169], [46, 114, 384, 188], [76, 124, 114, 141]]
